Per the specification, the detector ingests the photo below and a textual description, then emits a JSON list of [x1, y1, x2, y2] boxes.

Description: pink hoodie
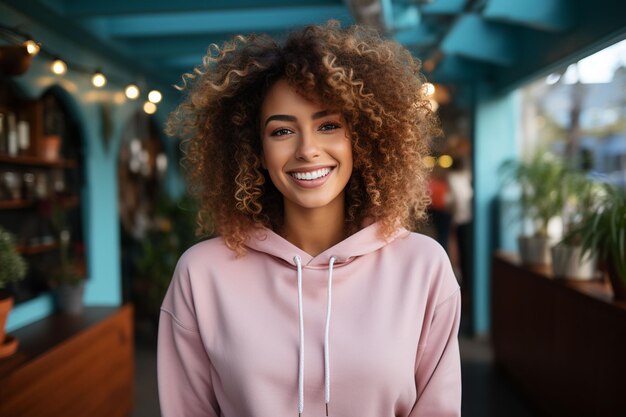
[[158, 222, 461, 417]]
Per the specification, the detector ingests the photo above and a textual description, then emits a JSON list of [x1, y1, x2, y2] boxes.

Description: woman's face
[[260, 79, 353, 213]]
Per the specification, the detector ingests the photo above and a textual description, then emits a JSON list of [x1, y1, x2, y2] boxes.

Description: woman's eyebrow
[[264, 114, 296, 126], [264, 110, 337, 127]]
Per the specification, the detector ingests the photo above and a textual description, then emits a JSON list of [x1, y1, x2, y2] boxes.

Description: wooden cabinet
[[0, 305, 134, 417], [0, 83, 86, 303], [492, 253, 626, 417]]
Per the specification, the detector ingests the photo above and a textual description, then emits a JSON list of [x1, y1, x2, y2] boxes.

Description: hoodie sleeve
[[409, 289, 462, 417], [157, 255, 220, 417]]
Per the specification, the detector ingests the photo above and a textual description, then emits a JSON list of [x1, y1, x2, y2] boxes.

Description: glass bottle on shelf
[[0, 113, 6, 154], [17, 119, 30, 156], [52, 169, 65, 196], [3, 171, 21, 200], [22, 172, 36, 201], [7, 112, 18, 157]]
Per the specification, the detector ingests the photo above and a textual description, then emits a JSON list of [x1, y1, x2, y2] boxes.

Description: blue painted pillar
[[472, 85, 519, 335]]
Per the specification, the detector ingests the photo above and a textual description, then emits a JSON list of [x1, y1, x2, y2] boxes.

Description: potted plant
[[500, 150, 566, 266], [0, 226, 27, 357], [133, 195, 200, 325], [569, 183, 626, 300], [551, 173, 603, 280], [51, 230, 86, 314]]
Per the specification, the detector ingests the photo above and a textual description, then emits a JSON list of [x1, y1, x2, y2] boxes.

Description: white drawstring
[[324, 256, 336, 416], [294, 255, 305, 417], [293, 255, 336, 417]]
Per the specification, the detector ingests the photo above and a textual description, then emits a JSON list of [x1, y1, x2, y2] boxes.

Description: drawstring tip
[[326, 402, 329, 416]]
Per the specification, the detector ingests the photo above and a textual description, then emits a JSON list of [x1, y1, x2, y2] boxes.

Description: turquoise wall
[[2, 4, 178, 331], [472, 86, 519, 335]]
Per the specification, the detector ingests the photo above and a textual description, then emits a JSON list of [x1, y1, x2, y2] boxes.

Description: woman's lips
[[289, 167, 334, 188]]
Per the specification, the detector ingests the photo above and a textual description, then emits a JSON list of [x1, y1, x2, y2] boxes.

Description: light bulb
[[143, 101, 157, 115], [51, 59, 67, 75], [92, 71, 106, 88], [125, 84, 140, 99], [24, 40, 40, 55], [438, 154, 453, 169], [148, 90, 162, 104], [423, 156, 436, 169], [422, 82, 435, 96]]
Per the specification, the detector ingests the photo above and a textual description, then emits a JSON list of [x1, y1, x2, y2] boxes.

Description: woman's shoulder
[[395, 230, 449, 260], [177, 236, 235, 267], [394, 231, 460, 302]]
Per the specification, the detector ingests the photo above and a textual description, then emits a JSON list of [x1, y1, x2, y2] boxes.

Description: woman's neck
[[280, 196, 347, 257]]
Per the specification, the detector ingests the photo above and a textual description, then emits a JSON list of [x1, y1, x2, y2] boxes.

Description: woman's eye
[[271, 128, 293, 136], [319, 122, 341, 132]]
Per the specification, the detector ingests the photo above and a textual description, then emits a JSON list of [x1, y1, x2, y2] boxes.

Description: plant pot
[[0, 296, 19, 358], [518, 235, 554, 267], [55, 282, 85, 314], [606, 260, 626, 302], [41, 135, 61, 161], [551, 244, 597, 280]]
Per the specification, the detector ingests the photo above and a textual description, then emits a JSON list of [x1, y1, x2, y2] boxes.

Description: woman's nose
[[295, 131, 320, 161]]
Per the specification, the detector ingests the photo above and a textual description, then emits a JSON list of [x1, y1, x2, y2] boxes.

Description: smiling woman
[[159, 21, 460, 417]]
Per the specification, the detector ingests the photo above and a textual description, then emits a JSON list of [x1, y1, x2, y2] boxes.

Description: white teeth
[[291, 167, 332, 181]]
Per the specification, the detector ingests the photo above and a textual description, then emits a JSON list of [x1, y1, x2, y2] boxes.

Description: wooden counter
[[491, 253, 626, 417], [0, 305, 134, 417]]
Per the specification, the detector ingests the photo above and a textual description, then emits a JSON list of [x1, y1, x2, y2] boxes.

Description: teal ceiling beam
[[121, 31, 287, 57], [0, 0, 174, 87], [441, 13, 517, 66], [380, 0, 394, 29], [394, 25, 436, 47], [391, 4, 420, 32], [85, 6, 353, 39], [164, 54, 217, 70], [421, 0, 467, 15], [430, 54, 492, 82], [483, 0, 575, 32], [62, 0, 344, 17]]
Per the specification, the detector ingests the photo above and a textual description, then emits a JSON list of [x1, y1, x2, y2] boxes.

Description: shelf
[[16, 242, 59, 255], [0, 196, 80, 210], [0, 200, 33, 209], [0, 306, 134, 417], [0, 154, 77, 169], [492, 253, 626, 417]]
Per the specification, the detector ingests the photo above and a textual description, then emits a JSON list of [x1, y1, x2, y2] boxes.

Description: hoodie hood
[[245, 221, 410, 268]]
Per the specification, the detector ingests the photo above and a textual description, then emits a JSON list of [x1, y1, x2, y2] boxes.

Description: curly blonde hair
[[167, 21, 439, 255]]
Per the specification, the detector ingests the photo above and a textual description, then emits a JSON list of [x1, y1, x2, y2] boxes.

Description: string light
[[92, 70, 107, 88], [423, 156, 436, 169], [143, 101, 157, 115], [148, 90, 162, 104], [1, 26, 165, 104], [422, 82, 436, 96], [51, 58, 67, 75], [23, 40, 40, 55], [438, 154, 453, 169], [125, 84, 140, 99]]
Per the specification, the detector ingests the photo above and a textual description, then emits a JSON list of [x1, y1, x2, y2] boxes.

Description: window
[[520, 39, 626, 190]]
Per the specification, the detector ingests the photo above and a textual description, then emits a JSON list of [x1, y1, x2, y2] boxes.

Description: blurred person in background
[[427, 166, 452, 252], [447, 157, 473, 305]]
